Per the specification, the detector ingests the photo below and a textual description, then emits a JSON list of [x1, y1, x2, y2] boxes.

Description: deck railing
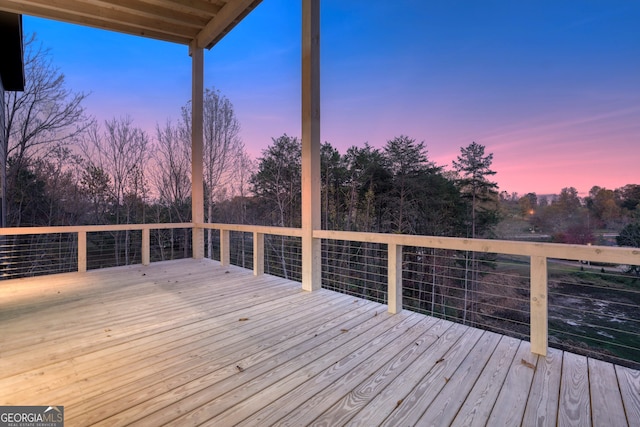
[[1, 223, 639, 367], [0, 223, 193, 276]]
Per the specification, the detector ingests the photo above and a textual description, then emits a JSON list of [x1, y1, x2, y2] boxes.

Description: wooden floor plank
[[342, 321, 469, 425], [380, 328, 486, 426], [93, 299, 394, 425], [415, 331, 503, 426], [589, 358, 628, 427], [617, 364, 640, 427], [486, 340, 538, 426], [238, 315, 441, 426], [522, 347, 563, 427], [450, 334, 520, 427], [173, 311, 419, 426], [0, 259, 637, 426], [206, 312, 427, 426], [78, 300, 381, 425], [310, 318, 455, 426], [558, 351, 592, 427], [24, 290, 355, 414]]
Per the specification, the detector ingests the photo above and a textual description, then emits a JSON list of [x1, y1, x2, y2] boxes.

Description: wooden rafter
[[0, 0, 262, 48]]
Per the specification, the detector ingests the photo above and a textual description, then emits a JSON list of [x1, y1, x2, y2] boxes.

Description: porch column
[[190, 43, 205, 259], [301, 0, 321, 291]]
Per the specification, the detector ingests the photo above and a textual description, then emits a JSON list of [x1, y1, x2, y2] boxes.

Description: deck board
[[0, 258, 636, 426], [522, 346, 563, 426], [558, 351, 592, 427]]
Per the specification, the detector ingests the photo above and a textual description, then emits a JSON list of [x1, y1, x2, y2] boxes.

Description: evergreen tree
[[452, 141, 500, 238]]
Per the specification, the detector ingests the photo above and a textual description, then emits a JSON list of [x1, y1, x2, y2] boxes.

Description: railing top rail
[[197, 223, 304, 237], [1, 223, 637, 265], [313, 229, 640, 265], [0, 223, 193, 235]]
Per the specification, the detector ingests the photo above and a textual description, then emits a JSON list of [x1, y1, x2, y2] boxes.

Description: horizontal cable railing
[[403, 249, 533, 339], [322, 239, 388, 304], [199, 223, 303, 281], [314, 229, 640, 369], [547, 259, 640, 369], [0, 223, 193, 279], [0, 233, 78, 278]]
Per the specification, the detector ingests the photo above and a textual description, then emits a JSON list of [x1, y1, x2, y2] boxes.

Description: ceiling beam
[[196, 0, 261, 49], [0, 0, 197, 44]]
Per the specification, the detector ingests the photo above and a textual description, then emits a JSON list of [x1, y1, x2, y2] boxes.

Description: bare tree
[[150, 120, 192, 260], [82, 117, 150, 217], [2, 33, 90, 227], [181, 88, 244, 258], [151, 120, 191, 222], [81, 117, 150, 264]]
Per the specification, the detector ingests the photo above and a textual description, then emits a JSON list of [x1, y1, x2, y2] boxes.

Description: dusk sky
[[23, 0, 639, 196]]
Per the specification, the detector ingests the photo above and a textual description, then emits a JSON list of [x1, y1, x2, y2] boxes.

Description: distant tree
[[451, 142, 500, 326], [616, 222, 640, 276], [553, 222, 594, 245], [251, 134, 301, 228], [251, 134, 301, 279], [518, 192, 538, 218], [452, 141, 500, 238], [383, 135, 437, 234], [81, 117, 149, 222], [81, 117, 150, 264], [180, 88, 244, 257], [619, 184, 640, 212], [617, 223, 640, 248], [80, 164, 111, 224], [556, 187, 582, 217], [320, 142, 347, 230], [151, 120, 191, 223], [2, 33, 90, 227], [585, 186, 622, 228], [342, 144, 391, 232]]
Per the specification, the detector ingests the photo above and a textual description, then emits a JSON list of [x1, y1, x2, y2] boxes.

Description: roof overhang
[[0, 0, 263, 49], [0, 11, 25, 91]]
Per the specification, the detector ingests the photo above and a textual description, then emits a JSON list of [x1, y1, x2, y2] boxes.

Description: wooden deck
[[1, 259, 638, 426]]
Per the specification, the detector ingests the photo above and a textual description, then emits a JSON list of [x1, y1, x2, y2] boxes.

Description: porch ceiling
[[0, 0, 263, 49]]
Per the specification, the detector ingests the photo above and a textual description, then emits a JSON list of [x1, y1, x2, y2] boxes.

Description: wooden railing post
[[78, 230, 87, 273], [253, 232, 264, 276], [388, 243, 403, 314], [142, 227, 150, 266], [530, 255, 548, 356], [220, 229, 230, 266]]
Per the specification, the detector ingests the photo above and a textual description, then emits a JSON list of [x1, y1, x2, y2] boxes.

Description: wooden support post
[[190, 43, 205, 259], [388, 243, 403, 314], [142, 228, 150, 266], [530, 255, 548, 356], [220, 229, 230, 266], [301, 0, 321, 291], [78, 231, 86, 273], [253, 232, 264, 276]]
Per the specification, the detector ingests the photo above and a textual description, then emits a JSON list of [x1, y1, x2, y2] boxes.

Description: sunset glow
[[24, 0, 639, 196]]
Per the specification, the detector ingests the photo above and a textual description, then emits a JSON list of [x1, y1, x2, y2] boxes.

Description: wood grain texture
[[558, 352, 591, 427], [522, 346, 563, 427], [415, 331, 502, 427], [616, 364, 640, 427], [589, 358, 628, 427], [450, 334, 520, 427], [0, 258, 636, 426], [487, 340, 539, 426]]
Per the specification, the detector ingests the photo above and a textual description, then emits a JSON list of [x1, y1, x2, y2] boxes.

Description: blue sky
[[23, 0, 640, 195]]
